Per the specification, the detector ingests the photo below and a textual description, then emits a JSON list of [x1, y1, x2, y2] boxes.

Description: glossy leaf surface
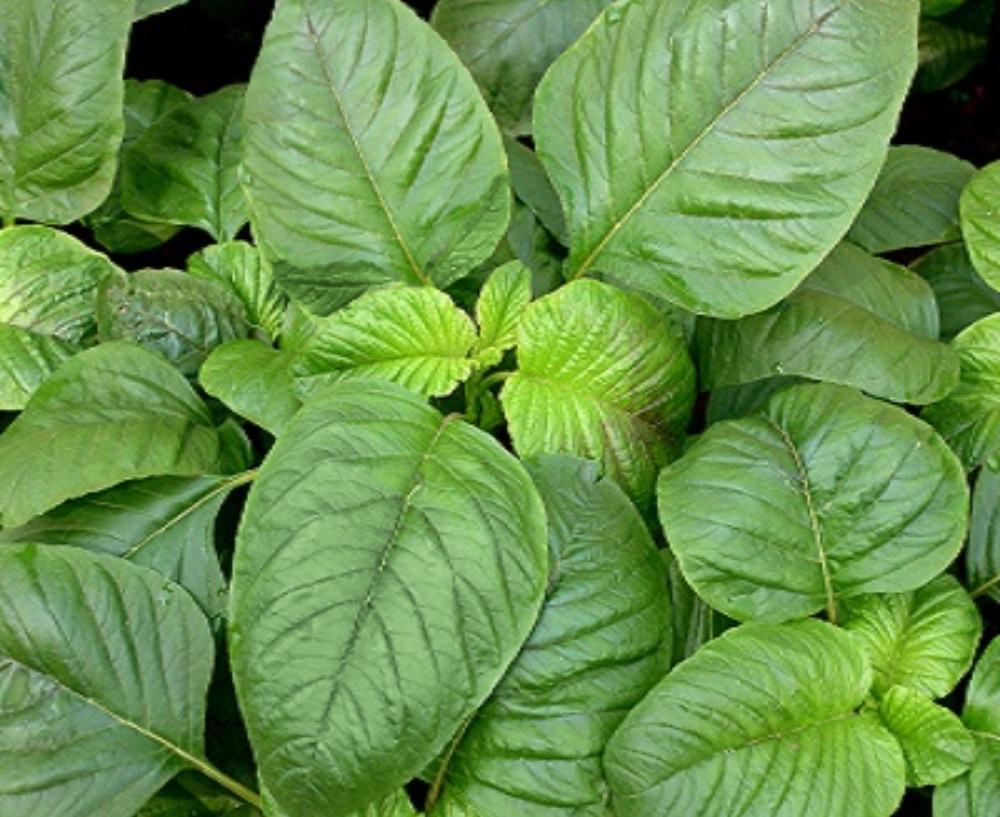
[[0, 325, 79, 410]]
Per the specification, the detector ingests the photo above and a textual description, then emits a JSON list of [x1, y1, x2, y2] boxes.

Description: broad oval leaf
[[0, 342, 225, 527], [432, 0, 612, 136], [961, 160, 1000, 292], [535, 0, 919, 317], [923, 313, 1000, 470], [697, 242, 959, 404], [847, 145, 975, 253], [841, 574, 982, 699], [501, 279, 696, 513], [0, 325, 79, 410], [912, 243, 1000, 341], [242, 0, 510, 314], [969, 462, 1000, 602], [122, 85, 248, 241], [230, 380, 548, 816], [0, 0, 132, 223], [294, 286, 478, 399], [473, 261, 531, 366], [0, 545, 214, 817], [604, 620, 905, 817], [658, 383, 968, 623], [430, 455, 670, 816], [97, 269, 250, 377]]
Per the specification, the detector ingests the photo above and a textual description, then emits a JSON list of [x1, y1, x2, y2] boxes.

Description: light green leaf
[[912, 243, 1000, 340], [535, 0, 919, 317], [294, 286, 478, 399], [841, 574, 982, 699], [188, 241, 287, 340], [923, 313, 1000, 470], [135, 0, 191, 19], [0, 325, 79, 410], [230, 380, 548, 816], [242, 0, 510, 314], [961, 160, 1000, 292], [432, 0, 612, 136], [97, 269, 250, 377], [501, 279, 695, 513], [431, 455, 670, 816], [847, 145, 975, 253], [201, 340, 301, 436], [474, 261, 531, 366], [697, 242, 959, 404], [969, 462, 1000, 602], [0, 473, 253, 623], [916, 0, 993, 92], [505, 137, 567, 243], [878, 685, 974, 787], [658, 383, 969, 623], [605, 620, 905, 817], [0, 342, 225, 528], [0, 0, 132, 223], [123, 85, 248, 241], [0, 545, 214, 817]]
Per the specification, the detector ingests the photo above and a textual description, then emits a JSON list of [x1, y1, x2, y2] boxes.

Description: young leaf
[[658, 383, 968, 623], [840, 574, 982, 699], [923, 313, 1000, 470], [912, 243, 1000, 341], [501, 279, 696, 512], [604, 620, 905, 817], [122, 85, 249, 241], [432, 0, 612, 136], [473, 261, 531, 366], [534, 0, 919, 317], [200, 340, 301, 436], [430, 455, 670, 816], [230, 380, 548, 816], [0, 342, 225, 527], [961, 160, 1000, 292], [969, 462, 1000, 602], [242, 0, 510, 314], [0, 0, 132, 223], [0, 545, 214, 817], [97, 269, 250, 377], [878, 685, 975, 787], [0, 325, 79, 410], [188, 241, 287, 341], [293, 286, 478, 399], [847, 145, 975, 253], [697, 242, 959, 404]]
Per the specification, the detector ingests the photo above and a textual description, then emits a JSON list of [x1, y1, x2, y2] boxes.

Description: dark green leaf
[[969, 462, 1000, 602], [916, 0, 993, 92], [912, 243, 1000, 340], [504, 137, 567, 244]]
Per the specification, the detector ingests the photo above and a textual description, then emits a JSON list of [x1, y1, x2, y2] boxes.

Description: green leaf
[[501, 279, 695, 513], [969, 462, 1000, 602], [97, 269, 250, 377], [432, 0, 612, 136], [934, 637, 1000, 816], [923, 313, 1000, 470], [916, 0, 993, 92], [696, 242, 960, 405], [201, 340, 301, 435], [912, 243, 1000, 340], [504, 137, 567, 244], [474, 261, 531, 366], [961, 160, 1000, 292], [431, 455, 670, 816], [664, 550, 734, 665], [242, 0, 510, 314], [847, 145, 975, 253], [0, 342, 225, 528], [841, 574, 982, 699], [706, 376, 802, 424], [123, 85, 248, 241], [135, 0, 191, 19], [534, 0, 919, 317], [86, 79, 192, 254], [0, 0, 132, 223], [605, 620, 905, 817], [188, 241, 287, 341], [230, 380, 548, 816], [658, 383, 969, 623], [878, 685, 974, 787], [922, 0, 967, 17], [0, 545, 214, 817], [0, 474, 252, 624], [0, 325, 79, 410], [294, 286, 478, 399]]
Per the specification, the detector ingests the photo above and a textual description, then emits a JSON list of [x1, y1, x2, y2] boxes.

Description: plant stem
[[189, 756, 264, 811]]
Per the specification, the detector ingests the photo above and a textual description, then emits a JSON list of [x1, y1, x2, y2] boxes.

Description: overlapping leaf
[[242, 0, 510, 314], [969, 462, 1000, 603], [658, 383, 968, 622], [916, 0, 994, 92], [473, 261, 531, 366], [0, 326, 78, 410], [230, 380, 548, 816], [961, 160, 1000, 292], [535, 0, 919, 317], [912, 243, 1000, 340]]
